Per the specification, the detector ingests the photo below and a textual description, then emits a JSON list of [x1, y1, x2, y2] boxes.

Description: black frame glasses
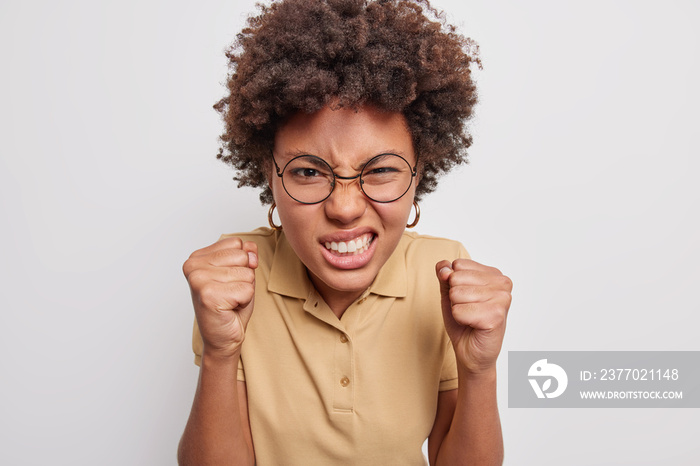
[[272, 153, 417, 204]]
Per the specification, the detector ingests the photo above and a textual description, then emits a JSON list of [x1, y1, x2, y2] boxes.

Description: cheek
[[374, 198, 414, 227], [276, 200, 320, 236]]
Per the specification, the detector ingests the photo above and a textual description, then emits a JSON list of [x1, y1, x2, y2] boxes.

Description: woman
[[179, 0, 512, 464]]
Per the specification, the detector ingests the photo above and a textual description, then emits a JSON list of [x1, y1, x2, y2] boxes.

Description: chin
[[312, 267, 376, 294]]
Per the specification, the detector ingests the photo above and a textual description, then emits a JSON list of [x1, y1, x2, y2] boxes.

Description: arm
[[429, 259, 512, 466], [178, 360, 254, 465], [428, 373, 502, 466], [177, 237, 259, 465]]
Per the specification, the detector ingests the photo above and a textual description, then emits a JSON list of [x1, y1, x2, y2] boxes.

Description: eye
[[291, 167, 322, 178], [366, 166, 399, 175]]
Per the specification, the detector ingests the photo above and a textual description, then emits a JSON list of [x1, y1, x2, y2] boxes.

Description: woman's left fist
[[436, 259, 512, 375]]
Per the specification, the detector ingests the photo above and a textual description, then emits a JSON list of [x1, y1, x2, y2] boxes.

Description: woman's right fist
[[183, 237, 258, 359]]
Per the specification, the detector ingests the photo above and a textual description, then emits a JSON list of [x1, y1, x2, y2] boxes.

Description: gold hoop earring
[[268, 203, 282, 231], [406, 201, 420, 228]]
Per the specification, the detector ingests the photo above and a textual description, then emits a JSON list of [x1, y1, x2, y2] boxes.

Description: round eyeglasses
[[273, 153, 417, 204]]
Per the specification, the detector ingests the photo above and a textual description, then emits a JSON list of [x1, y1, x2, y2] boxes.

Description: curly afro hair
[[215, 0, 480, 204]]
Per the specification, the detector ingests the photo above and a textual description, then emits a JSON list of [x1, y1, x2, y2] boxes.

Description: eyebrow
[[278, 149, 410, 170]]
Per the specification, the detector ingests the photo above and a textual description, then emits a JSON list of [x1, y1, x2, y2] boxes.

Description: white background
[[1, 0, 698, 464]]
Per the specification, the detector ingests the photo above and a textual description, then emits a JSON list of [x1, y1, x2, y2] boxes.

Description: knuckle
[[489, 299, 509, 322], [448, 285, 462, 303], [242, 267, 256, 283], [187, 268, 208, 287], [182, 259, 192, 277], [226, 266, 255, 283], [490, 265, 503, 276], [183, 255, 203, 277], [447, 270, 466, 287], [211, 248, 230, 262], [491, 302, 507, 321], [452, 258, 469, 270], [214, 247, 246, 264], [447, 273, 457, 287], [500, 290, 513, 309], [489, 313, 506, 330], [493, 286, 511, 303], [499, 274, 513, 290], [451, 304, 471, 325], [231, 282, 255, 306], [451, 302, 468, 313], [198, 283, 220, 309], [240, 282, 255, 301], [223, 236, 244, 249], [222, 267, 236, 281]]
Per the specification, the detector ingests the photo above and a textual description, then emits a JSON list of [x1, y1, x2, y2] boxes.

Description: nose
[[324, 177, 367, 225]]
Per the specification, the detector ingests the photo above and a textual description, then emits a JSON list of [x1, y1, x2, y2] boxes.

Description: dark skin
[[178, 106, 511, 465]]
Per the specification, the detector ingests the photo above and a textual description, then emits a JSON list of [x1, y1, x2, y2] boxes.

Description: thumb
[[242, 241, 259, 270], [436, 260, 459, 337], [435, 259, 453, 294]]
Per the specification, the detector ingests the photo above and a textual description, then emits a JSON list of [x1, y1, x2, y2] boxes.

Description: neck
[[308, 271, 364, 319]]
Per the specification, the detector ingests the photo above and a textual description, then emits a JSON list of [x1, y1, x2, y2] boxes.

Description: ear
[[262, 156, 276, 200], [412, 158, 422, 187]]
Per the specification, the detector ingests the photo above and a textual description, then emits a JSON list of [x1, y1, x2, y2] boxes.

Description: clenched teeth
[[324, 234, 373, 255]]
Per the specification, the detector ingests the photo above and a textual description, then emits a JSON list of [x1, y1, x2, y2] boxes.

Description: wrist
[[201, 346, 241, 368], [458, 364, 498, 384]]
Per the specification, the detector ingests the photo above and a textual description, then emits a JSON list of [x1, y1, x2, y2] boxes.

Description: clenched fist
[[436, 259, 512, 375], [183, 237, 258, 360]]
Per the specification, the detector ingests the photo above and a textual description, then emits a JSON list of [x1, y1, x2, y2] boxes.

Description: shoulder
[[219, 226, 278, 244], [219, 227, 280, 265], [395, 232, 470, 298], [399, 231, 470, 261]]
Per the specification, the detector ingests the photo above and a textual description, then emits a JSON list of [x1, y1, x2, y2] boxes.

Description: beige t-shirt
[[192, 228, 468, 465]]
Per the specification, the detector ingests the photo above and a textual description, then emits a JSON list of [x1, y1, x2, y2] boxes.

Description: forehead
[[273, 105, 415, 166]]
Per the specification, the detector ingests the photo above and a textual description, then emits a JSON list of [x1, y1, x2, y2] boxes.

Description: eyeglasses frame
[[272, 152, 418, 205]]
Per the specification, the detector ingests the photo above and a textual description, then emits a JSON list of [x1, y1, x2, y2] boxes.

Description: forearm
[[178, 351, 255, 466], [436, 367, 503, 466]]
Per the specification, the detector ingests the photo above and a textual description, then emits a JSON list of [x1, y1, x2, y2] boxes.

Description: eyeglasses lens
[[281, 154, 413, 204]]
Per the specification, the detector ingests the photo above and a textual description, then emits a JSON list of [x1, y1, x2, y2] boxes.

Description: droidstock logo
[[528, 359, 568, 399]]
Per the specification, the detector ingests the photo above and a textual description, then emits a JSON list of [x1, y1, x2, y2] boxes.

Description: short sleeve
[[438, 336, 459, 391], [192, 319, 203, 366]]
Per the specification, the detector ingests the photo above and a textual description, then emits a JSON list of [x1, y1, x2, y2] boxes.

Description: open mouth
[[323, 233, 375, 256]]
